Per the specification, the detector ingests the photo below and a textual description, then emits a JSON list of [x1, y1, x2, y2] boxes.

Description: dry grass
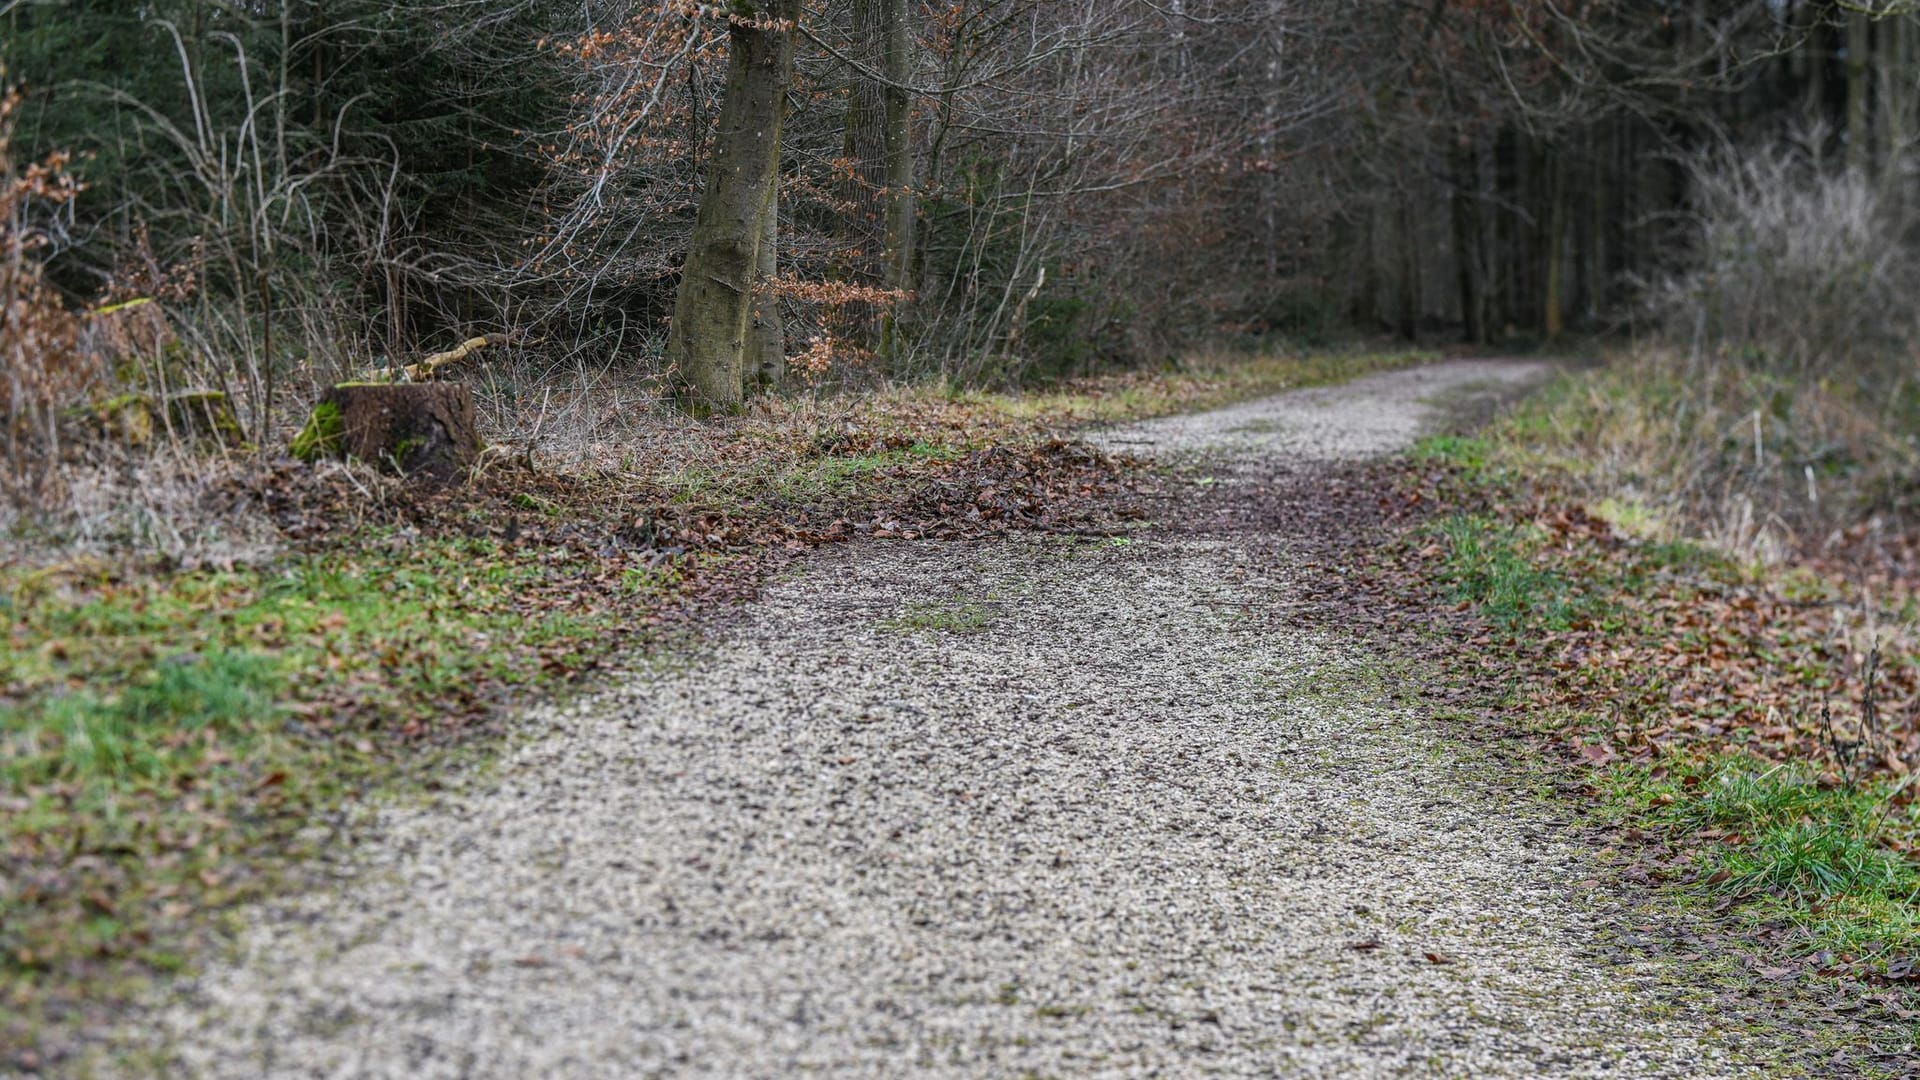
[[470, 341, 1435, 471], [1504, 348, 1920, 565], [1645, 140, 1919, 379]]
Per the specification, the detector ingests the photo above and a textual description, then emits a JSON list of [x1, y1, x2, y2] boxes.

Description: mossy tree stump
[[290, 382, 480, 480], [93, 389, 243, 447]]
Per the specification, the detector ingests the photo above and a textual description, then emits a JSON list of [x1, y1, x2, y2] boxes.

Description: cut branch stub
[[290, 382, 480, 481]]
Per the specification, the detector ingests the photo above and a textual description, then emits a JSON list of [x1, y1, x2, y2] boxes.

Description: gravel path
[[125, 360, 1768, 1078]]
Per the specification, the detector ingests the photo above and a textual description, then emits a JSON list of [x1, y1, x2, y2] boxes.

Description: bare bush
[[0, 81, 95, 512], [1648, 141, 1919, 377]]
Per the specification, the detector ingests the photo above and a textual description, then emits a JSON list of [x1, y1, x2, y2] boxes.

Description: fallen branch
[[367, 333, 510, 383]]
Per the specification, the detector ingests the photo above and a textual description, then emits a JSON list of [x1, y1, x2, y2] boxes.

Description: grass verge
[[1, 532, 693, 1060], [1394, 375, 1920, 979]]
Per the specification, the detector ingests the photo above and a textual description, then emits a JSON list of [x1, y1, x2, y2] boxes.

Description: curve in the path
[[125, 360, 1765, 1079]]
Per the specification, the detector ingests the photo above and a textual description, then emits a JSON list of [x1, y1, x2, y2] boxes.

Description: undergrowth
[[1488, 348, 1920, 560], [1403, 364, 1920, 976]]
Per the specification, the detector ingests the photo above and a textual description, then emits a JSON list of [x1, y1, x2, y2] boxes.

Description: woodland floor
[[66, 359, 1848, 1077]]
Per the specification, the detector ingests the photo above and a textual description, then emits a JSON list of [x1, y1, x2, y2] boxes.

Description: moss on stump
[[289, 382, 480, 481]]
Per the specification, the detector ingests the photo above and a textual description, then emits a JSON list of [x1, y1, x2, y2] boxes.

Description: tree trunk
[[666, 1, 797, 412], [842, 0, 915, 354], [1879, 14, 1910, 213], [878, 0, 914, 293], [1395, 190, 1419, 342], [1449, 132, 1485, 344], [1351, 203, 1380, 329], [1802, 11, 1829, 154], [1543, 145, 1567, 341], [1572, 127, 1599, 323], [1848, 9, 1871, 175], [1490, 124, 1519, 333], [748, 183, 786, 389]]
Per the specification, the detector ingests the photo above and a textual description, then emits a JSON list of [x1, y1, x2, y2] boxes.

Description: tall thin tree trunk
[[879, 0, 914, 292], [1396, 190, 1419, 342], [1543, 146, 1566, 341], [666, 1, 797, 412], [1848, 9, 1872, 175], [842, 0, 915, 356], [1449, 132, 1485, 344], [1490, 124, 1518, 332], [1879, 14, 1910, 212], [1352, 203, 1380, 328]]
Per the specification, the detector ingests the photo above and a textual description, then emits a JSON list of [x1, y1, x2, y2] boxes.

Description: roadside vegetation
[[1380, 146, 1920, 992], [1410, 424, 1920, 965]]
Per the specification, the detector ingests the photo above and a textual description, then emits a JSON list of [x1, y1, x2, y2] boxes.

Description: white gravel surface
[[1088, 359, 1551, 465], [124, 359, 1769, 1078]]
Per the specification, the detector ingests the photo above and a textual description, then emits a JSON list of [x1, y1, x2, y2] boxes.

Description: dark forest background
[[4, 2, 1918, 481]]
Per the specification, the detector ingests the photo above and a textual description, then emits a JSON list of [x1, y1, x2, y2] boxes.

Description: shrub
[[1647, 140, 1917, 377]]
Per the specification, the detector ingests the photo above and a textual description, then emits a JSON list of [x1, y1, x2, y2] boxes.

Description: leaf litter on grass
[[1358, 437, 1920, 986]]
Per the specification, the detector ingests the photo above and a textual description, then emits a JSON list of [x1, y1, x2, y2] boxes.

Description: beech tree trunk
[[748, 183, 786, 389], [666, 1, 797, 412]]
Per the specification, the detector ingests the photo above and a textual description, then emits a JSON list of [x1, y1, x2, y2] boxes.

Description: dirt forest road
[[124, 360, 1773, 1078]]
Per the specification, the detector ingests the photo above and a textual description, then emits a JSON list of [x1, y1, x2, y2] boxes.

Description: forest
[[2, 0, 1913, 441], [8, 1, 1920, 1075]]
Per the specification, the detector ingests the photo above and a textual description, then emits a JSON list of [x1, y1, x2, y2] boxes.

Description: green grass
[[13, 649, 276, 789], [0, 533, 646, 1039], [883, 595, 998, 635], [1429, 515, 1606, 633], [1601, 755, 1920, 959], [770, 443, 961, 501], [1410, 434, 1492, 474]]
